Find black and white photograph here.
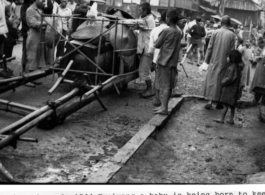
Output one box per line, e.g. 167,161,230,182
0,0,265,184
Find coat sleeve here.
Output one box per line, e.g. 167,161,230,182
26,9,41,29
154,29,165,49
221,66,237,86
123,18,150,30
204,31,215,64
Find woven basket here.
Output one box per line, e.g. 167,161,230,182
258,104,265,123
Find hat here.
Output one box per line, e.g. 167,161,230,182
177,15,186,22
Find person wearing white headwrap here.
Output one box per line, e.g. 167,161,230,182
86,1,97,26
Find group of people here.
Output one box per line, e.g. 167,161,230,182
201,16,265,124
0,0,98,86
121,3,187,115
1,0,265,122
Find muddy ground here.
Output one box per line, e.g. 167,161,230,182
0,42,264,183
110,99,265,183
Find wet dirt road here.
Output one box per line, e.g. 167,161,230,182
1,42,264,183
110,100,265,183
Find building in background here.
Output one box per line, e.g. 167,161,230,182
199,0,262,28
104,0,199,18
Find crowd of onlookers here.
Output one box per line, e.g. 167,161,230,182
1,0,265,123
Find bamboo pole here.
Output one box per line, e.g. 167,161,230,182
43,18,111,74
48,60,74,95
0,99,38,112
41,14,127,23
50,67,113,76
0,88,80,135
0,109,54,150
95,18,105,84
112,20,118,75
56,71,137,123
0,161,17,183
0,67,54,85
83,76,118,98
0,57,16,64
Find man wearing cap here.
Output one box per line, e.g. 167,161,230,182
202,15,236,109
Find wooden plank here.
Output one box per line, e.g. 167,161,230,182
86,124,156,183
86,97,185,183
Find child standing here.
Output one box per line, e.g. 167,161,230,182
239,39,253,91
153,9,182,115
214,50,242,124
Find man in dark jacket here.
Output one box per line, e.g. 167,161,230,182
188,16,206,66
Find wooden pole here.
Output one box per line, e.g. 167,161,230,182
0,88,80,135
50,67,113,76
0,109,54,150
0,161,17,183
83,76,118,98
0,99,37,112
56,71,137,123
112,20,118,75
0,57,15,64
48,60,74,95
43,17,112,74
95,18,104,85
179,44,192,78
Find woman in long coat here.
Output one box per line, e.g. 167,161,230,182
201,16,236,109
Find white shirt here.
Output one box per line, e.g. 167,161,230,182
52,1,59,14
67,1,76,13
184,20,196,38
0,0,10,35
148,23,169,63
86,2,98,18
58,6,72,31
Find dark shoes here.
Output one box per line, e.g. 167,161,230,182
216,102,224,110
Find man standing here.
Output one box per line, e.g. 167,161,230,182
148,11,168,106
0,0,10,61
187,17,206,66
26,0,47,74
153,9,182,115
20,0,32,72
123,2,155,98
202,15,236,109
67,0,76,13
